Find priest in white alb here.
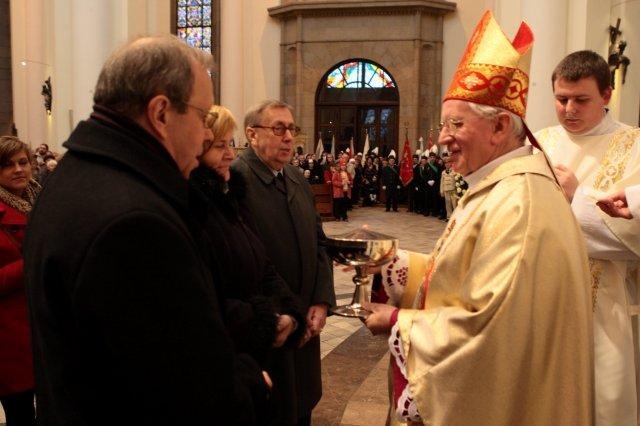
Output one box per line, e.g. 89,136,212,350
535,50,640,426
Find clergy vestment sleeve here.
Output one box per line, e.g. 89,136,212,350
572,186,638,260
627,184,640,217
380,250,431,306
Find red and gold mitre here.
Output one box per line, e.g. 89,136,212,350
444,10,533,118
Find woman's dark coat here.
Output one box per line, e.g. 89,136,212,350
189,166,305,365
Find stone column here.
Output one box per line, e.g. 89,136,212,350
11,0,49,148
412,10,422,150
520,0,569,131
220,0,245,142
0,0,14,135
70,0,115,127
295,14,303,127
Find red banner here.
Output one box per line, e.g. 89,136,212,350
400,135,413,186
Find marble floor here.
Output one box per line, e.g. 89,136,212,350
0,204,445,425
313,205,446,425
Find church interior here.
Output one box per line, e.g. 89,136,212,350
1,0,639,424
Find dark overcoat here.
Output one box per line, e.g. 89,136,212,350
381,164,400,189
24,107,266,426
189,166,306,366
231,147,335,424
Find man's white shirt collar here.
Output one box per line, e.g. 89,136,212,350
464,146,532,189
567,110,625,137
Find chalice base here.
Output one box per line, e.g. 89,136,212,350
332,304,371,319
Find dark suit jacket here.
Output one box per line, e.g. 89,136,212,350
24,106,265,425
381,165,400,189
232,147,335,423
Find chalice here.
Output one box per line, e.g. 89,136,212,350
324,227,398,318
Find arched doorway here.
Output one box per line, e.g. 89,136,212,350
315,59,399,157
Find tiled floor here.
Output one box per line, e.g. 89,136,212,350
314,205,446,425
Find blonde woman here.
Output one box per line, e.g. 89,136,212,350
189,106,305,421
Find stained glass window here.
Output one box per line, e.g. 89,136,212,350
326,61,396,89
176,0,213,52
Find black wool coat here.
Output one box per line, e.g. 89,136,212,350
381,165,400,189
231,147,335,424
189,166,306,366
24,107,267,426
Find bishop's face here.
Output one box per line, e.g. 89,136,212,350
438,100,497,176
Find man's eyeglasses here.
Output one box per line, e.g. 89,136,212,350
251,124,301,137
438,118,464,136
184,102,218,127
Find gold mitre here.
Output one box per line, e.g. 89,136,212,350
444,10,533,118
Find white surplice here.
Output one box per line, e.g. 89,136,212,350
536,113,640,426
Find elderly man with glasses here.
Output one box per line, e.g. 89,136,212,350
231,99,335,426
362,11,593,426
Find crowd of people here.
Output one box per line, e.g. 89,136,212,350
288,149,466,222
32,144,59,184
0,9,639,426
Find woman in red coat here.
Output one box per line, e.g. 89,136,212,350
0,136,40,425
331,162,352,221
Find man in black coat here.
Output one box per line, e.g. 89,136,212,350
232,99,335,425
423,152,443,217
23,35,268,425
407,154,420,212
381,156,400,212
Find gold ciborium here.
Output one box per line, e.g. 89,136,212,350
325,227,398,318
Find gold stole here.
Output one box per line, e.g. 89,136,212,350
589,127,639,309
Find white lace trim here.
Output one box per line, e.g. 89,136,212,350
389,322,407,374
381,249,410,305
389,322,421,423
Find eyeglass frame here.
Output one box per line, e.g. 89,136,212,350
437,117,464,136
251,124,301,137
183,102,217,127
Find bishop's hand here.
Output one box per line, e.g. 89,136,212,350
362,302,396,335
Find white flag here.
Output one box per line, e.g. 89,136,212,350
362,131,370,165
315,136,324,159
330,135,336,158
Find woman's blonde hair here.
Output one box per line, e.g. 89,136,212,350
206,105,237,140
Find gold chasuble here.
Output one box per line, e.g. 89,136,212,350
396,153,593,425
537,117,640,426
382,11,593,424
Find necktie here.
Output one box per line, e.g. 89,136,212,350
275,172,286,194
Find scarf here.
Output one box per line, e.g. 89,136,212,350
0,179,41,215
